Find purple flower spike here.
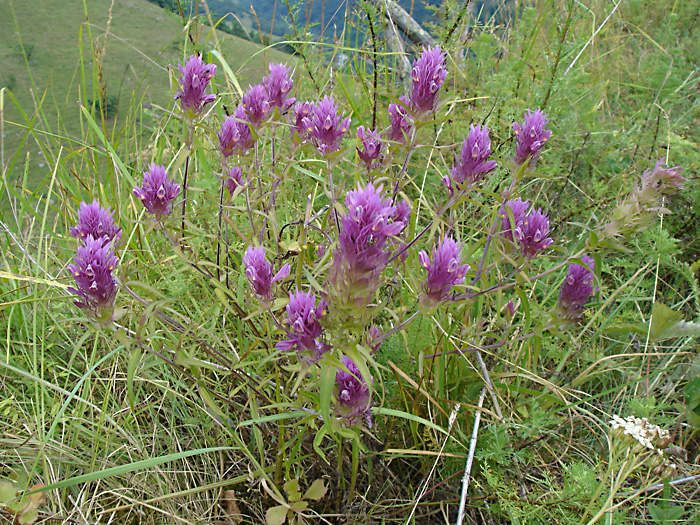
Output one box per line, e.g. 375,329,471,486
557,255,595,325
513,109,552,167
501,198,530,243
276,290,329,365
263,63,296,111
219,106,255,157
356,126,384,170
223,166,244,197
243,245,290,302
451,124,497,188
133,164,181,219
290,101,314,143
419,236,470,305
70,200,122,244
501,198,553,259
67,235,119,321
335,356,373,428
301,96,351,155
641,158,686,196
174,54,217,117
241,84,271,128
410,46,448,114
388,95,412,143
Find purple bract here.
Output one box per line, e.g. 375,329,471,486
133,164,181,219
290,101,314,143
223,166,244,197
557,255,595,324
513,109,552,167
410,46,448,114
450,124,497,188
69,200,122,244
419,236,470,305
387,95,412,143
241,84,271,128
174,54,217,117
219,105,255,157
68,235,119,321
356,125,384,170
276,290,329,365
243,245,290,302
641,157,686,196
301,96,351,155
335,356,373,428
262,63,296,111
502,198,553,259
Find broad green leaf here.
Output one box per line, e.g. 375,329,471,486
18,508,39,525
650,302,683,341
290,500,309,511
0,482,16,504
266,504,288,525
304,479,327,501
284,479,301,502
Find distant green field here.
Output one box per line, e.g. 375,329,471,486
0,0,294,187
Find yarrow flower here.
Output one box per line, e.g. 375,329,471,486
448,124,497,190
301,96,351,155
223,166,244,197
387,95,412,143
219,105,255,157
174,54,216,117
640,157,685,196
356,126,384,170
290,101,313,143
501,198,553,259
609,415,672,452
335,356,373,427
513,109,552,167
276,290,329,365
419,236,470,308
262,62,295,111
556,255,595,325
243,245,290,302
133,164,181,219
68,235,119,322
241,84,271,128
410,45,448,113
69,200,122,244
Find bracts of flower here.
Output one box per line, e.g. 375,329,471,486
244,245,290,303
301,96,351,155
501,198,553,259
334,356,373,428
70,200,122,244
223,166,244,197
444,124,497,194
556,255,595,326
174,54,216,119
241,84,271,128
277,290,330,365
328,183,410,329
356,126,385,171
68,235,119,323
387,96,412,143
513,109,552,168
133,164,181,220
262,62,296,113
219,106,256,158
409,45,448,114
419,236,470,311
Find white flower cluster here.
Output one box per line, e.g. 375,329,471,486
609,415,671,451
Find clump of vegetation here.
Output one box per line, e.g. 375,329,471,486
1,0,699,523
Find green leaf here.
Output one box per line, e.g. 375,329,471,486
266,504,288,525
284,479,301,502
18,508,39,525
0,482,16,504
319,359,334,432
290,500,309,511
303,479,327,501
684,376,700,428
650,302,684,340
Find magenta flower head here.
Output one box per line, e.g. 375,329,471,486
387,95,412,143
133,164,181,219
410,45,448,114
419,236,470,308
513,109,552,167
223,166,244,197
243,245,290,302
356,125,385,170
218,105,255,157
290,101,313,143
450,124,497,189
335,356,373,428
174,54,216,117
501,198,553,259
241,84,271,128
67,235,119,322
301,96,351,155
557,255,595,325
70,200,122,244
262,63,296,111
641,158,685,196
276,290,329,365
